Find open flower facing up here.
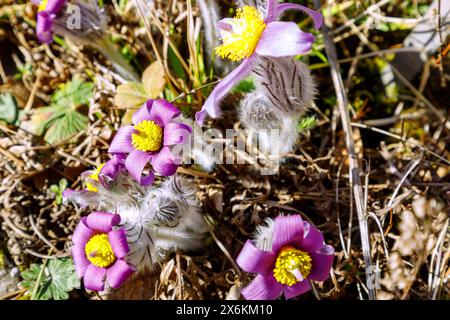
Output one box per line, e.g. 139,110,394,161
196,0,323,124
72,211,135,291
108,99,192,186
236,215,334,300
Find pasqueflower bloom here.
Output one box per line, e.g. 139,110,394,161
236,215,334,300
108,100,192,186
195,0,323,124
72,211,135,291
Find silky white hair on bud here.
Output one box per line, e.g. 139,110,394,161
118,176,207,271
253,218,275,251
252,57,317,118
180,116,220,172
239,92,299,154
64,170,146,212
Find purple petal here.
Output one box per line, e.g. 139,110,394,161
45,0,66,14
283,280,312,299
132,102,152,125
309,248,334,282
236,240,276,276
272,215,304,252
163,122,192,146
125,149,155,186
36,11,54,44
63,189,100,208
72,243,90,278
241,274,283,300
106,259,135,289
265,0,279,22
295,221,324,253
108,126,135,154
150,147,180,176
256,22,315,57
83,264,106,291
108,229,129,259
149,100,181,127
195,56,256,125
72,217,94,245
275,3,323,29
99,154,126,188
86,212,121,233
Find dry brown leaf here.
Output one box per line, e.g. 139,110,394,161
114,82,148,109
142,61,166,98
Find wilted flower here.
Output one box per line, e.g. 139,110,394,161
72,211,135,291
236,215,334,300
108,100,192,186
196,0,322,124
34,0,138,80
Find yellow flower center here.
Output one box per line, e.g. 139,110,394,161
131,120,163,152
273,246,312,286
38,0,48,12
86,163,105,193
85,234,116,268
215,6,266,62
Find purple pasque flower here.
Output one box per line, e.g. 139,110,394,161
108,99,192,186
236,215,334,300
62,154,126,208
195,0,323,125
35,0,67,44
72,211,135,291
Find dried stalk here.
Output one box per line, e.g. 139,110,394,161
314,0,375,300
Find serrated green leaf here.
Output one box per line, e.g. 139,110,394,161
20,258,80,301
0,93,18,124
44,110,88,144
52,77,94,109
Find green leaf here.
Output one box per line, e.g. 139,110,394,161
168,46,186,81
52,77,94,109
44,110,88,144
231,78,255,94
297,115,317,133
20,258,80,301
59,178,68,191
0,93,18,124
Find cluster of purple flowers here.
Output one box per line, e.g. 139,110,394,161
32,0,334,299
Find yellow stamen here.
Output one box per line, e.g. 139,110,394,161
131,120,163,152
215,6,266,62
273,246,312,286
38,0,49,12
86,163,105,193
85,234,116,268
